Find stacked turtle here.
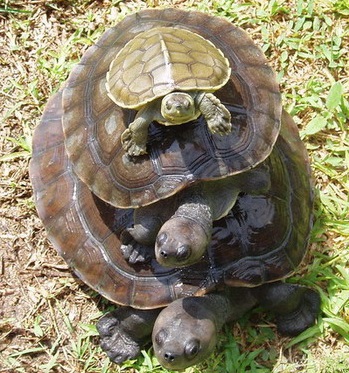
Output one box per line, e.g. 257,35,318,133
30,8,320,371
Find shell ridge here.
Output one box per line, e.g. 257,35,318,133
158,32,175,88
150,147,165,176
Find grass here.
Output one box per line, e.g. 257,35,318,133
0,0,348,372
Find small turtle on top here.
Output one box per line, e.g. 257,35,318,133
106,27,232,156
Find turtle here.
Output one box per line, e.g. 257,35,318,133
30,88,320,370
105,26,233,157
59,8,282,267
119,168,267,267
61,8,282,211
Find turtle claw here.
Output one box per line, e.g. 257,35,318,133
121,242,152,264
97,311,141,364
208,114,232,136
121,128,147,156
198,92,232,136
97,308,159,365
120,228,152,264
207,100,232,136
100,327,140,364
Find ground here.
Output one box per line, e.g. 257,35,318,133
0,1,348,372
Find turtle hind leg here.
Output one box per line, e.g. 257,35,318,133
97,307,161,364
252,282,321,336
275,289,320,336
198,92,232,136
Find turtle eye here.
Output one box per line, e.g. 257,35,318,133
184,338,200,359
154,329,167,347
166,101,172,110
156,232,167,247
176,244,190,261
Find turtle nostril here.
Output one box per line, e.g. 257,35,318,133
160,250,168,258
164,351,175,362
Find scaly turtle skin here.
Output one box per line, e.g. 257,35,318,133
106,27,232,156
61,8,282,209
30,88,319,369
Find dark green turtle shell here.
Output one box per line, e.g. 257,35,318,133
61,8,281,208
30,89,312,309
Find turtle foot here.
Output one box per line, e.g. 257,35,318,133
97,308,160,364
207,102,232,136
121,242,152,264
199,93,232,136
121,128,147,156
276,288,321,336
208,114,232,136
97,310,141,364
120,229,153,264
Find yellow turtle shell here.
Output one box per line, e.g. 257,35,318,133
106,27,231,108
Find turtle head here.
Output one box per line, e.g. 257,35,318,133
161,92,198,125
152,297,217,370
155,216,209,268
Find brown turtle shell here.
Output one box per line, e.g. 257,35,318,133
30,90,312,309
61,8,281,208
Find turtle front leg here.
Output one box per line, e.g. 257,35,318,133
120,229,154,264
198,92,232,136
97,307,161,364
252,282,321,336
121,106,154,156
121,204,164,264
